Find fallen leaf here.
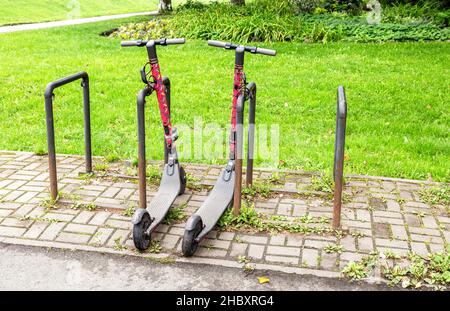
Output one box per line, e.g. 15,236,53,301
258,276,270,284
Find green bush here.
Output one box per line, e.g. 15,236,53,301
110,0,450,43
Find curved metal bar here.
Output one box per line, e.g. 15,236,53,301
137,86,154,210
333,86,347,229
44,71,91,200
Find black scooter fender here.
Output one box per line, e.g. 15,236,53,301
132,208,150,225
185,214,203,231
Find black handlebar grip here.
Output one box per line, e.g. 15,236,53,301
208,40,228,48
165,38,186,45
121,40,145,47
256,47,277,56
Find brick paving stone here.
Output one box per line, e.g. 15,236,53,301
386,200,401,212
340,252,364,262
267,245,300,257
265,255,298,265
161,234,180,249
377,247,409,257
301,248,319,268
115,189,134,200
105,219,131,230
89,227,114,246
1,217,33,228
269,234,286,246
248,244,265,260
169,226,185,236
106,229,130,247
4,180,27,190
12,204,35,217
0,202,21,210
44,213,74,222
303,239,331,249
155,224,169,233
422,216,439,229
39,222,66,240
340,236,357,252
286,235,303,247
373,222,391,238
410,234,443,244
89,211,111,226
0,225,27,237
201,239,230,250
72,211,95,224
277,203,292,216
320,253,338,271
56,232,91,244
239,235,268,245
3,191,25,202
358,237,375,253
390,225,409,240
410,242,429,256
229,242,248,257
23,221,49,239
100,187,121,198
64,223,97,235
408,227,441,237
429,243,446,253
0,209,13,217
217,232,235,241
375,238,409,249
196,247,227,258
356,210,371,222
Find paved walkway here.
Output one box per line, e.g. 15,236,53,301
0,11,158,34
0,151,448,283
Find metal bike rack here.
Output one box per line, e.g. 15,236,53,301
137,77,171,209
233,82,257,216
44,72,92,200
333,86,347,229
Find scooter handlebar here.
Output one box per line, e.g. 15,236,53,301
165,38,186,45
121,40,146,47
208,40,276,56
121,38,186,47
208,40,228,48
255,47,277,56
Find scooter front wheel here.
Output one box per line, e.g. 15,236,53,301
182,216,203,257
133,212,152,251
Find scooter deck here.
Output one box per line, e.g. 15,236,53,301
195,168,235,240
147,163,181,232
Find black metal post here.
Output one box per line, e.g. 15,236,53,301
333,86,347,229
44,72,92,201
233,94,245,216
246,82,256,187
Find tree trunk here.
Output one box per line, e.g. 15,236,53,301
230,0,245,5
159,0,173,13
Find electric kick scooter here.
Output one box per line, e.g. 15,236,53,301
182,40,276,256
121,38,187,250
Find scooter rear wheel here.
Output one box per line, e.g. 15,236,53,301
133,212,152,251
179,166,187,195
182,217,202,257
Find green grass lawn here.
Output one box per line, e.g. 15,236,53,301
0,17,448,181
0,0,159,26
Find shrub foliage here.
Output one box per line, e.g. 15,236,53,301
111,0,450,43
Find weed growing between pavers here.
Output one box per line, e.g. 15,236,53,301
163,203,188,225
342,249,450,290
217,201,345,237
419,184,450,208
